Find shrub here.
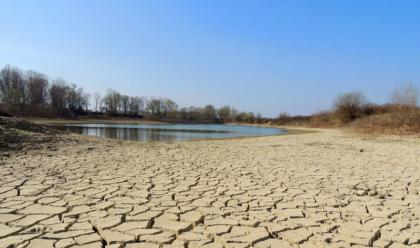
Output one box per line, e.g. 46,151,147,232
309,111,338,127
360,103,394,116
351,108,420,134
0,105,12,117
333,91,367,123
274,113,311,125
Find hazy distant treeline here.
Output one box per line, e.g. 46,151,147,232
0,65,264,123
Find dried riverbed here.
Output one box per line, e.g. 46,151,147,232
1,128,420,247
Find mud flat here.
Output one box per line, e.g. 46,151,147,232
1,128,420,247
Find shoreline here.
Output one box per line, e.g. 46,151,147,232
23,117,310,144
31,118,317,144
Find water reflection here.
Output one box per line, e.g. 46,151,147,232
53,124,286,142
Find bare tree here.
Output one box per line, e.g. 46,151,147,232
49,79,68,115
66,84,85,114
236,112,256,123
81,92,91,112
147,98,164,118
128,96,145,116
138,96,145,112
218,105,232,122
203,104,217,121
120,95,130,115
0,65,14,104
93,92,101,112
0,65,26,106
390,83,419,107
177,107,189,120
27,70,48,106
99,98,105,112
256,113,262,123
162,98,177,119
103,89,121,115
231,108,238,121
188,106,203,121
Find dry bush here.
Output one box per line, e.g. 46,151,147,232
334,91,367,123
360,103,394,116
282,86,420,134
25,105,56,118
309,111,339,127
0,104,12,117
273,113,310,126
0,103,57,118
351,109,420,134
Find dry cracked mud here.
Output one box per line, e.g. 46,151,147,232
1,129,420,247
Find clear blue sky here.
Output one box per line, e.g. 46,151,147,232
1,0,419,117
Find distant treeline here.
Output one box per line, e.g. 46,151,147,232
0,65,265,123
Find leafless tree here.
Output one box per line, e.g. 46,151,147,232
390,83,419,107
177,107,190,120
27,70,48,106
103,89,121,115
49,79,68,114
81,92,91,112
236,112,256,123
256,113,263,123
147,98,163,117
66,84,86,113
188,106,204,121
231,108,239,121
0,65,26,106
120,95,130,115
128,96,145,115
162,98,177,119
218,105,232,122
93,92,101,112
138,96,145,112
0,65,14,104
203,104,217,121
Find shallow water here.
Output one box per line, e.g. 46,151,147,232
53,123,286,142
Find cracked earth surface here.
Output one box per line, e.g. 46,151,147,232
1,129,420,248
